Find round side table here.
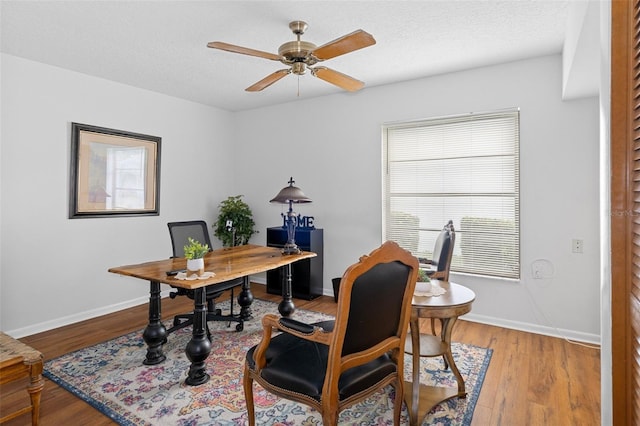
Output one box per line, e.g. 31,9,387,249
404,280,476,426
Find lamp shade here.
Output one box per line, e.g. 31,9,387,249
270,177,312,204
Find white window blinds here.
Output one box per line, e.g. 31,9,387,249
383,110,520,279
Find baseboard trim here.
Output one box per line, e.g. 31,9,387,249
461,312,601,345
7,290,174,339
317,286,600,345
8,283,601,346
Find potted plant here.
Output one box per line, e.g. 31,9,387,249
213,195,258,247
416,268,432,293
184,237,209,277
417,268,431,283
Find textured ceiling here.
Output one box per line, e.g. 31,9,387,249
1,1,575,112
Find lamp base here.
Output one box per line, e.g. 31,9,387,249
281,242,302,255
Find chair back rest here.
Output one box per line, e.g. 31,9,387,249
167,221,213,258
432,220,455,275
331,241,419,359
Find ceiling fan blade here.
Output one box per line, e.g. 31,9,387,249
207,41,282,61
245,69,291,92
311,30,376,60
311,67,365,92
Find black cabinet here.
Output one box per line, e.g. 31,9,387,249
266,227,323,300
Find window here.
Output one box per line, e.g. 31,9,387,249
383,110,520,279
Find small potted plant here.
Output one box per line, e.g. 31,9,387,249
416,268,432,293
184,237,209,277
214,195,258,247
417,268,431,283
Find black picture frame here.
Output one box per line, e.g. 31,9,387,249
69,122,161,218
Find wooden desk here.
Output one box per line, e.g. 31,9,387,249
0,332,44,425
109,244,316,386
404,281,475,426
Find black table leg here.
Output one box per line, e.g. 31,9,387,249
238,276,254,320
142,281,166,365
185,287,211,386
278,264,295,317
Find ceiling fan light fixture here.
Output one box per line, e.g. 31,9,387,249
208,20,375,92
291,62,306,75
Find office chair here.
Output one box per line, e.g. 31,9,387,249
166,220,244,335
243,241,418,425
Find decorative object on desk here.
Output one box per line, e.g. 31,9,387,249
174,271,215,280
270,176,312,254
213,195,258,247
183,237,208,277
43,299,491,426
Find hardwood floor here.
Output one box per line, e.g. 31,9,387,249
0,284,601,425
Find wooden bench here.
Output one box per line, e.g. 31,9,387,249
0,332,44,425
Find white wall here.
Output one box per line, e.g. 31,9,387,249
0,54,236,335
234,54,600,342
1,53,601,343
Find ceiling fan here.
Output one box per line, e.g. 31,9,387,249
207,21,376,92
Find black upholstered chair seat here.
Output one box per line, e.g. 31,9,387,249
246,320,397,402
171,277,243,301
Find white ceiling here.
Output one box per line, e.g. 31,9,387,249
1,1,580,112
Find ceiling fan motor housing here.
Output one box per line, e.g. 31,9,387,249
278,40,317,59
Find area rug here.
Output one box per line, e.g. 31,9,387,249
44,299,492,425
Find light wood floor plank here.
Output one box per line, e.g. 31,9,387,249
0,284,600,425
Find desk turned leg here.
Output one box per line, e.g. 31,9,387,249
278,264,295,317
142,281,166,365
238,276,254,320
185,287,212,386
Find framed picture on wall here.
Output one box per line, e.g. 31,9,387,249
69,122,161,218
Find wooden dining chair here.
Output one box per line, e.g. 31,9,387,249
419,220,455,281
243,240,419,425
418,220,456,347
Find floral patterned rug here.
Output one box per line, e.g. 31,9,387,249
44,299,492,425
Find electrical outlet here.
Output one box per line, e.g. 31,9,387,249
572,239,583,254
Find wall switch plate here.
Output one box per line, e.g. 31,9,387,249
572,239,584,253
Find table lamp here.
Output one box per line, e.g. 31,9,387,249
270,177,312,254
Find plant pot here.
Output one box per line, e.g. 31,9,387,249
186,258,205,277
